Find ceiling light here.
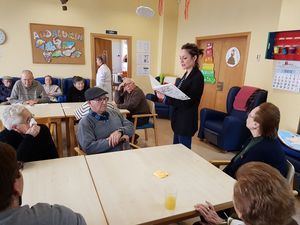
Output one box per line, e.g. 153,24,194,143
136,6,155,17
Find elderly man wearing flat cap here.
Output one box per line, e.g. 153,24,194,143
76,87,134,154
0,76,13,104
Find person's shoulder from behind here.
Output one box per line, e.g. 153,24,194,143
4,203,86,225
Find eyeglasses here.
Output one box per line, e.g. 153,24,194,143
92,96,109,102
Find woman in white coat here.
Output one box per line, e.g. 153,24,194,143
96,55,112,100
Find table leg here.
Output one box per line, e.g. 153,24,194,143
65,118,71,151
52,118,63,158
68,117,76,156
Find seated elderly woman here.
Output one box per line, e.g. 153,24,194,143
222,102,287,178
0,142,86,225
0,105,58,162
42,75,62,102
194,162,296,225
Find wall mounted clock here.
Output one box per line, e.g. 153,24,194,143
0,29,7,45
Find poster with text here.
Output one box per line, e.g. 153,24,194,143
30,23,85,64
136,40,150,76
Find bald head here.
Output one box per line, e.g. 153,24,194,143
21,70,34,88
123,78,136,93
123,78,135,85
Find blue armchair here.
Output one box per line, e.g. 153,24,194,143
198,86,268,151
60,77,90,102
35,77,62,87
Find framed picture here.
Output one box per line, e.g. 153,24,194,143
30,23,85,64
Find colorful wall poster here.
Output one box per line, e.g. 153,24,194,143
201,43,216,84
30,23,85,64
226,47,240,67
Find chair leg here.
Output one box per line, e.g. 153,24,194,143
144,129,148,141
131,117,138,144
153,117,158,146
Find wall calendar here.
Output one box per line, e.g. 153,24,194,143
273,60,300,93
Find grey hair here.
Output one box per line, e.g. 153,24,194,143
1,105,27,130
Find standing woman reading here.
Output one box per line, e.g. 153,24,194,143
96,55,112,100
159,43,204,149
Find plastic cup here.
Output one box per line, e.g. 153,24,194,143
164,187,177,210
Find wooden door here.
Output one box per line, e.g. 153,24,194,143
94,38,113,74
197,33,250,112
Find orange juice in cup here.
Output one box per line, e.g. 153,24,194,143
165,194,176,210
164,187,177,210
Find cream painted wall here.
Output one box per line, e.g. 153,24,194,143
158,0,178,76
175,0,299,131
0,0,160,93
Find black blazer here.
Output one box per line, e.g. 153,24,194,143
167,66,204,136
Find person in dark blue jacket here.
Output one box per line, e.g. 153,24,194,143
223,102,288,178
0,76,13,103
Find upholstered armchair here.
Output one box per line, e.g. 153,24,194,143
59,77,90,102
145,93,172,119
198,86,268,151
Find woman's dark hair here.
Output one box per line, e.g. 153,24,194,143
72,76,84,84
181,43,204,67
254,102,280,138
0,142,20,211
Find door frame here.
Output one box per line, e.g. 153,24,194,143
195,32,251,87
90,33,132,86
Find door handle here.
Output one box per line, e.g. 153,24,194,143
216,81,224,91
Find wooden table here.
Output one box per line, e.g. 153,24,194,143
0,103,65,157
86,144,235,225
22,156,108,225
61,102,130,156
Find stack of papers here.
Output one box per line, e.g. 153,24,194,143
149,75,190,100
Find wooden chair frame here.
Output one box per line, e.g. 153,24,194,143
131,100,158,146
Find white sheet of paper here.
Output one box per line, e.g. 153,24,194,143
148,75,190,100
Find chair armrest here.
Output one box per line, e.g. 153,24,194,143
74,146,86,156
201,108,227,121
198,108,228,139
130,143,140,149
57,95,66,103
146,93,158,102
209,160,231,168
132,113,158,118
